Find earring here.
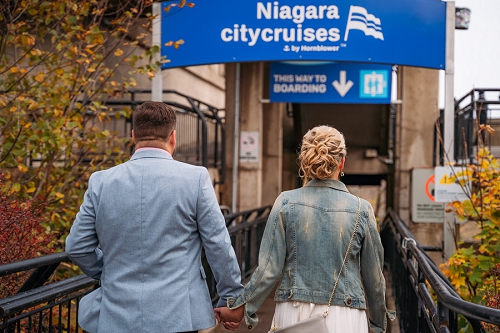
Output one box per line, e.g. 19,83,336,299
340,170,345,177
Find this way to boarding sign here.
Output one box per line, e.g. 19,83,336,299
161,0,446,69
270,62,392,104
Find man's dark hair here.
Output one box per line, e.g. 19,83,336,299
133,102,176,142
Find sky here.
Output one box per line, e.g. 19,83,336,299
438,0,500,108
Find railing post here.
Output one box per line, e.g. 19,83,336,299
438,300,450,331
187,97,208,167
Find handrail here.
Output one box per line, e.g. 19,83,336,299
224,205,272,227
0,253,69,278
409,242,500,325
435,88,500,165
382,208,500,332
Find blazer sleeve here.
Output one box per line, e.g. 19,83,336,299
65,173,103,280
195,168,244,307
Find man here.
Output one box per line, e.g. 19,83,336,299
66,101,244,333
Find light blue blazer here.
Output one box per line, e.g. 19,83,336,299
65,149,243,333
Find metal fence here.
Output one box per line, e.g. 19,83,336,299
0,207,270,333
381,209,500,333
435,88,500,165
27,89,227,184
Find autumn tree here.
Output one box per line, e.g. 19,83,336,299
439,143,500,330
0,0,165,248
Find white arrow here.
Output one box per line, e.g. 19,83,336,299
332,70,354,97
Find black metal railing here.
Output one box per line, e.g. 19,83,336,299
381,208,500,332
0,206,270,333
26,89,226,184
435,88,500,165
203,206,271,303
105,89,226,184
0,253,98,333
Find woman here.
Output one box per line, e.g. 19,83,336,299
216,125,395,333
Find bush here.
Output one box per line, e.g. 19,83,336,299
0,174,54,297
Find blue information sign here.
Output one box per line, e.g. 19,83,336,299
269,62,392,104
161,0,446,69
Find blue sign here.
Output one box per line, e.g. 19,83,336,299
161,0,446,69
269,62,392,104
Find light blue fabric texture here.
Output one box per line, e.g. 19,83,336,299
66,149,243,333
228,179,394,333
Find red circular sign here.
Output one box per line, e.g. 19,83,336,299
425,175,436,202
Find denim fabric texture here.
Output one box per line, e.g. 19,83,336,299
228,179,394,333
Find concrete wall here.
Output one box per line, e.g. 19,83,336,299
395,66,443,260
223,63,285,212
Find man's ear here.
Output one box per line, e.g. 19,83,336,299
132,129,136,143
170,129,176,149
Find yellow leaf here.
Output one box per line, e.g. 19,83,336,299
11,183,21,193
26,187,36,193
114,48,123,56
179,0,186,7
55,192,64,199
28,101,38,110
10,66,19,73
34,72,45,82
17,164,28,172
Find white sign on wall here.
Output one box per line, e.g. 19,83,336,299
434,166,469,203
240,131,259,163
411,168,444,223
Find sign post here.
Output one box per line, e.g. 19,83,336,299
239,131,260,163
443,1,456,260
152,2,162,101
411,169,444,223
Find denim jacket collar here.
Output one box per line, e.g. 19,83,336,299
305,179,350,193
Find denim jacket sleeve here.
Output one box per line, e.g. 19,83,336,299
227,194,286,329
360,201,395,333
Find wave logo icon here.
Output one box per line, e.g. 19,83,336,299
344,6,384,42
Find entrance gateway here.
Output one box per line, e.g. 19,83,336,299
156,0,456,253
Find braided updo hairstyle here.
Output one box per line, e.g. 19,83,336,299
298,125,347,186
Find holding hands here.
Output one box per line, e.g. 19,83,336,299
214,306,244,331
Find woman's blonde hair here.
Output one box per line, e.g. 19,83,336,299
298,125,346,185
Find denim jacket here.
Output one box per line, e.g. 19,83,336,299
228,179,395,333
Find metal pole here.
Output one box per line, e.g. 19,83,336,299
232,63,241,213
443,1,456,260
152,2,162,102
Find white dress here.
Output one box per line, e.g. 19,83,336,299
271,301,369,333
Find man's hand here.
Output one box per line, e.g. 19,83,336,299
214,306,244,330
